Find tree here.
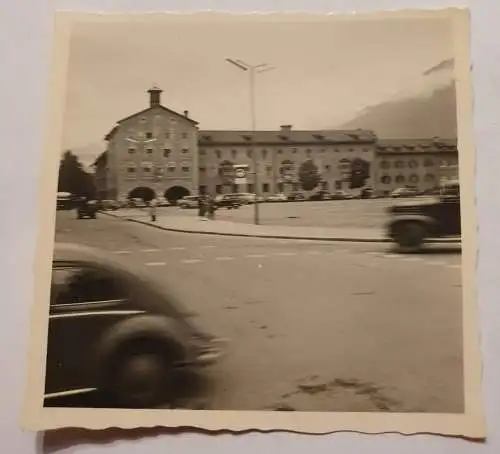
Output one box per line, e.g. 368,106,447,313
58,150,96,198
298,159,321,191
349,158,371,189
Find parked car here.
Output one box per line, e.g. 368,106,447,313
287,192,307,202
232,193,256,204
177,196,201,209
45,243,225,408
56,192,76,210
127,198,147,208
77,200,99,219
329,190,353,200
308,191,331,201
386,181,461,251
99,200,121,211
156,196,170,207
266,193,287,203
214,194,244,209
391,187,419,198
360,187,375,199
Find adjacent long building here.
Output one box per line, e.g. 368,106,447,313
93,86,459,202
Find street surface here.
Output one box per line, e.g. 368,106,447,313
151,197,431,230
53,210,464,413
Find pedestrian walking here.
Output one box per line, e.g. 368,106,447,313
198,195,207,219
149,198,158,222
207,195,216,220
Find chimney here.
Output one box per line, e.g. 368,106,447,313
280,125,292,132
184,110,189,118
147,85,163,107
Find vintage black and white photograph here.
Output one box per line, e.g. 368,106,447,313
23,10,483,435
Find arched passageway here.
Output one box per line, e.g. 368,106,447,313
164,186,190,204
128,186,156,202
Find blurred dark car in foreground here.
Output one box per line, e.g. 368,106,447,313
45,243,225,408
387,181,461,251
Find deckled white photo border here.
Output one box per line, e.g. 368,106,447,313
21,8,485,438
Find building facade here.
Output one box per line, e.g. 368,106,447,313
95,86,199,202
373,138,458,195
197,126,378,197
93,87,459,201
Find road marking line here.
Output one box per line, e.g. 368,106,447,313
427,261,446,266
181,259,202,264
382,254,399,259
246,254,266,258
273,252,296,256
367,252,380,255
170,246,186,251
402,257,423,262
306,250,321,255
215,256,235,261
114,250,131,255
201,245,216,249
449,264,461,269
141,248,161,253
145,262,166,267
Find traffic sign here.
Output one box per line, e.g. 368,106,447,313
233,164,249,185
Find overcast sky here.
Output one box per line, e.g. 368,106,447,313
61,13,454,163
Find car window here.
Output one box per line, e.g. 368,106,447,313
51,266,127,306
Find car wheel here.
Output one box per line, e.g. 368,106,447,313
105,342,177,408
394,222,426,252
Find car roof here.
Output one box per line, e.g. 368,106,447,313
52,242,196,321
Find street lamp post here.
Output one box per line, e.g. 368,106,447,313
225,58,275,225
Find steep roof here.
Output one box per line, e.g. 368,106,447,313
104,105,198,141
92,151,107,167
198,129,377,146
377,138,457,154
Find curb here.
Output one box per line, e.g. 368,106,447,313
101,211,461,245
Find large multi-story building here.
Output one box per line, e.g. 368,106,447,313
93,87,459,201
374,138,459,195
95,86,199,202
197,126,377,196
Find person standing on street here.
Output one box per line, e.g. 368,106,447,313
207,195,216,220
198,195,207,220
149,197,158,222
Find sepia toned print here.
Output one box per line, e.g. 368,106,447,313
22,9,484,437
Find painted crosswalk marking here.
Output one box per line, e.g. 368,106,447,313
181,258,202,264
141,248,161,253
145,262,166,267
114,250,131,255
170,247,186,251
215,256,235,261
246,254,266,258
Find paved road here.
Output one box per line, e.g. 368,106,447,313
54,210,463,413
152,197,428,230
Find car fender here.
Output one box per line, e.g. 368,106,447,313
387,215,437,235
92,314,192,382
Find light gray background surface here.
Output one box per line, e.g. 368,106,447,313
1,0,497,452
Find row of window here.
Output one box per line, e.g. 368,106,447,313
199,147,371,159
379,159,453,169
126,166,191,174
128,148,189,156
201,181,339,195
140,131,190,139
380,174,436,184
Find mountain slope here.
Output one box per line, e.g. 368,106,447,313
341,59,456,139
